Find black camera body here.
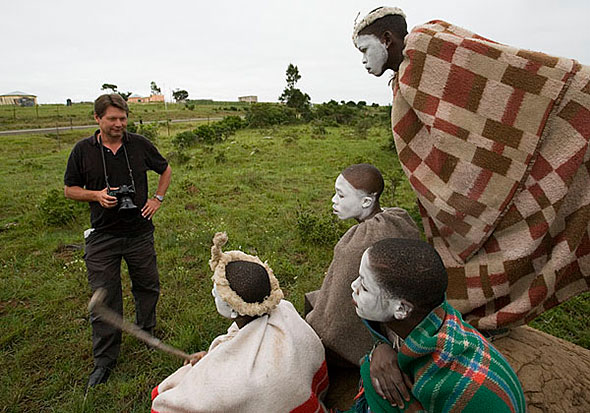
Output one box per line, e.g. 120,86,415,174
108,185,137,211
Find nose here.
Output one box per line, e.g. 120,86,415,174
211,288,215,298
351,278,359,293
362,55,368,64
331,194,338,204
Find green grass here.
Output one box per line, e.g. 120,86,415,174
0,119,588,412
0,101,248,131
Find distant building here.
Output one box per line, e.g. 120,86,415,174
128,94,165,104
0,91,37,106
238,95,258,103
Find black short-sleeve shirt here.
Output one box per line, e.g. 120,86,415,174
64,130,168,235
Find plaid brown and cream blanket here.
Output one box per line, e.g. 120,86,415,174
391,20,590,329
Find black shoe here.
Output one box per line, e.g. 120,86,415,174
87,365,112,389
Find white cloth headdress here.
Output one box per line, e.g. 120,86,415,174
352,6,406,40
209,232,283,317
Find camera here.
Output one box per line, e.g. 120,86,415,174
108,185,137,211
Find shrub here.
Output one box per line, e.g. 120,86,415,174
354,117,372,139
296,204,347,245
127,122,138,133
172,130,197,149
173,116,246,149
312,100,357,125
137,122,160,142
245,103,298,128
310,120,327,139
39,189,85,226
194,124,219,144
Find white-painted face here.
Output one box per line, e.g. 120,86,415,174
331,174,372,221
351,250,402,322
355,34,389,77
212,284,233,319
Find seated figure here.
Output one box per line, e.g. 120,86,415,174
151,232,328,413
349,238,526,412
305,163,420,368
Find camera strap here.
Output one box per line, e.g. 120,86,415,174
99,135,136,191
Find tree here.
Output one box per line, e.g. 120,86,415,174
150,81,161,95
101,83,118,93
278,63,311,118
100,83,131,101
173,89,189,102
118,91,132,101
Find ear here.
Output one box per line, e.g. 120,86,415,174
94,113,100,123
382,30,394,48
361,195,374,209
392,298,414,320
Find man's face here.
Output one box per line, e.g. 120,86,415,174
351,250,398,322
212,284,233,319
331,174,367,220
95,106,128,140
355,34,389,77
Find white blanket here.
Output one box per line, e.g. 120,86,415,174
152,300,328,413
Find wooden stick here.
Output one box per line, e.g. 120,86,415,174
88,288,191,361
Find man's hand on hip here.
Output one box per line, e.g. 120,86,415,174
142,198,161,220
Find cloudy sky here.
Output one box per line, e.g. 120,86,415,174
2,1,589,105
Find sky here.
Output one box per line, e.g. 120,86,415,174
2,1,589,105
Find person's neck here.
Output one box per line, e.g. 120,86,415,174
382,310,429,340
99,132,123,152
356,203,382,223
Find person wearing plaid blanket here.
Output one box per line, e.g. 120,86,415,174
347,238,525,412
352,6,590,331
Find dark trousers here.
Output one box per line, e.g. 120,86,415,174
84,230,160,367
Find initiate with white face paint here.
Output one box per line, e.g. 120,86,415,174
212,284,235,319
351,249,402,322
332,174,375,222
354,34,389,77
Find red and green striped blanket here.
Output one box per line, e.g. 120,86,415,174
350,300,525,412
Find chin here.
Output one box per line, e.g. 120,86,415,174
371,69,386,77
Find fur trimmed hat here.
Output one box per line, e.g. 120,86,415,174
209,232,283,317
352,6,406,40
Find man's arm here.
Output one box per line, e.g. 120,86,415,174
64,185,118,209
141,165,172,220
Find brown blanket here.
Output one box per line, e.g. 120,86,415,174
391,20,590,329
305,208,420,366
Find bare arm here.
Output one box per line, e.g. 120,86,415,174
64,185,118,209
154,165,172,198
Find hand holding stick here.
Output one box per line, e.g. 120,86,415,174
88,288,191,361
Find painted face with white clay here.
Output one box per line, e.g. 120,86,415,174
331,174,371,221
351,249,400,322
212,284,234,319
355,34,389,77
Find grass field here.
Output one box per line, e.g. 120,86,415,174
0,114,588,412
0,101,248,131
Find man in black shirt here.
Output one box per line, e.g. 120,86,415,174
64,94,172,388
